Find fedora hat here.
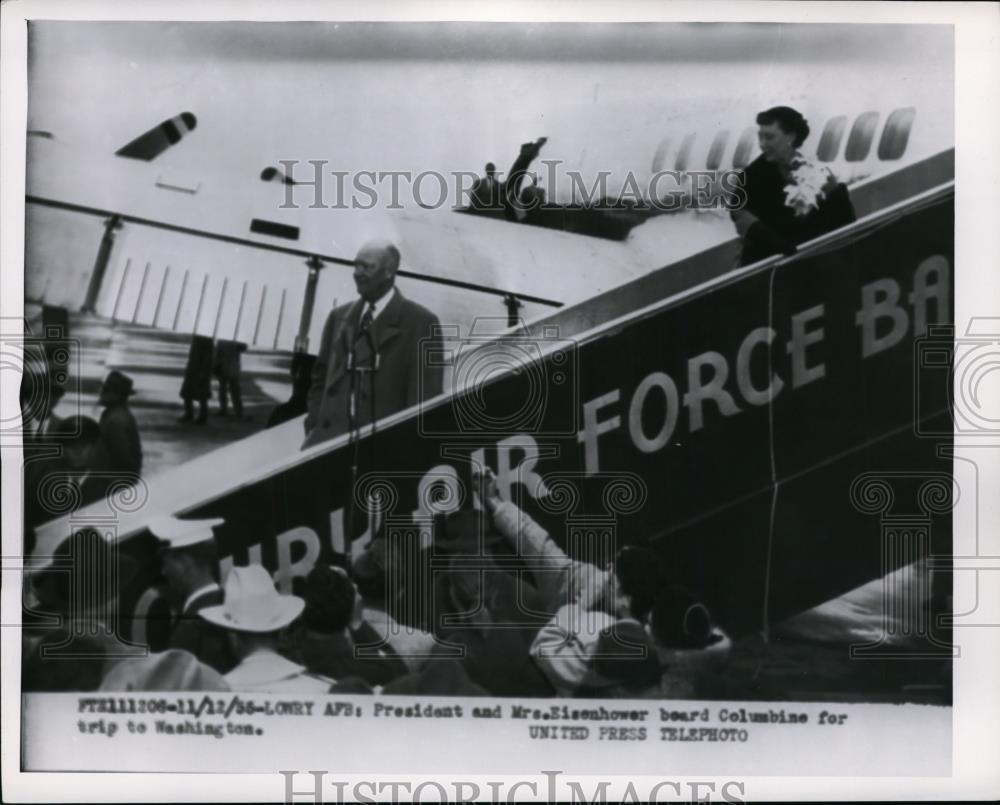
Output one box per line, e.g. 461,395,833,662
100,370,136,398
200,565,304,633
32,528,138,612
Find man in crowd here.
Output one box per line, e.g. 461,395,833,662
290,563,408,689
199,565,334,692
97,370,142,478
152,515,237,673
302,239,443,448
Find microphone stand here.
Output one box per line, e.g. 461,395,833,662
344,325,380,545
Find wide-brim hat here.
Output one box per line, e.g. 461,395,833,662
200,564,304,633
100,369,136,398
151,515,224,551
32,528,138,612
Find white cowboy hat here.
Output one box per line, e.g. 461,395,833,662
199,565,304,633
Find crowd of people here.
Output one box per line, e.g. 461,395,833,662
23,467,732,698
21,104,855,698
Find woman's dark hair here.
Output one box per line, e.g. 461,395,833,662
756,106,810,147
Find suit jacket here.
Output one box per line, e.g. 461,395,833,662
224,649,334,693
170,585,238,674
302,289,443,448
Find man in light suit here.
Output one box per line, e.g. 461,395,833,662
302,239,444,448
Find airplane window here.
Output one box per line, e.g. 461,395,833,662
732,126,756,168
816,116,847,162
116,112,197,161
674,133,696,171
706,130,730,170
651,138,672,173
878,107,917,160
845,111,880,162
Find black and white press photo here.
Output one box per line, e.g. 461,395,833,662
2,3,999,801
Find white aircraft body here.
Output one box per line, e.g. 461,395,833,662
24,23,953,352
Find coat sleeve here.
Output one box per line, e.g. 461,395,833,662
100,409,142,477
492,500,605,612
407,311,444,408
820,182,856,230
305,310,336,435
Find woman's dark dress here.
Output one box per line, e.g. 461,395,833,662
735,154,856,266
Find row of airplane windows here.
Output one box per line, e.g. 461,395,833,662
652,107,917,173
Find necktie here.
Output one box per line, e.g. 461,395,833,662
358,303,376,337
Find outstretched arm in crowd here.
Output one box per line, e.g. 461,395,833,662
474,466,609,613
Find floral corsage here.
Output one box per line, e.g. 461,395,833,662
784,153,838,217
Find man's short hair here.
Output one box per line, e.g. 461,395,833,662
302,564,356,633
756,105,810,147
